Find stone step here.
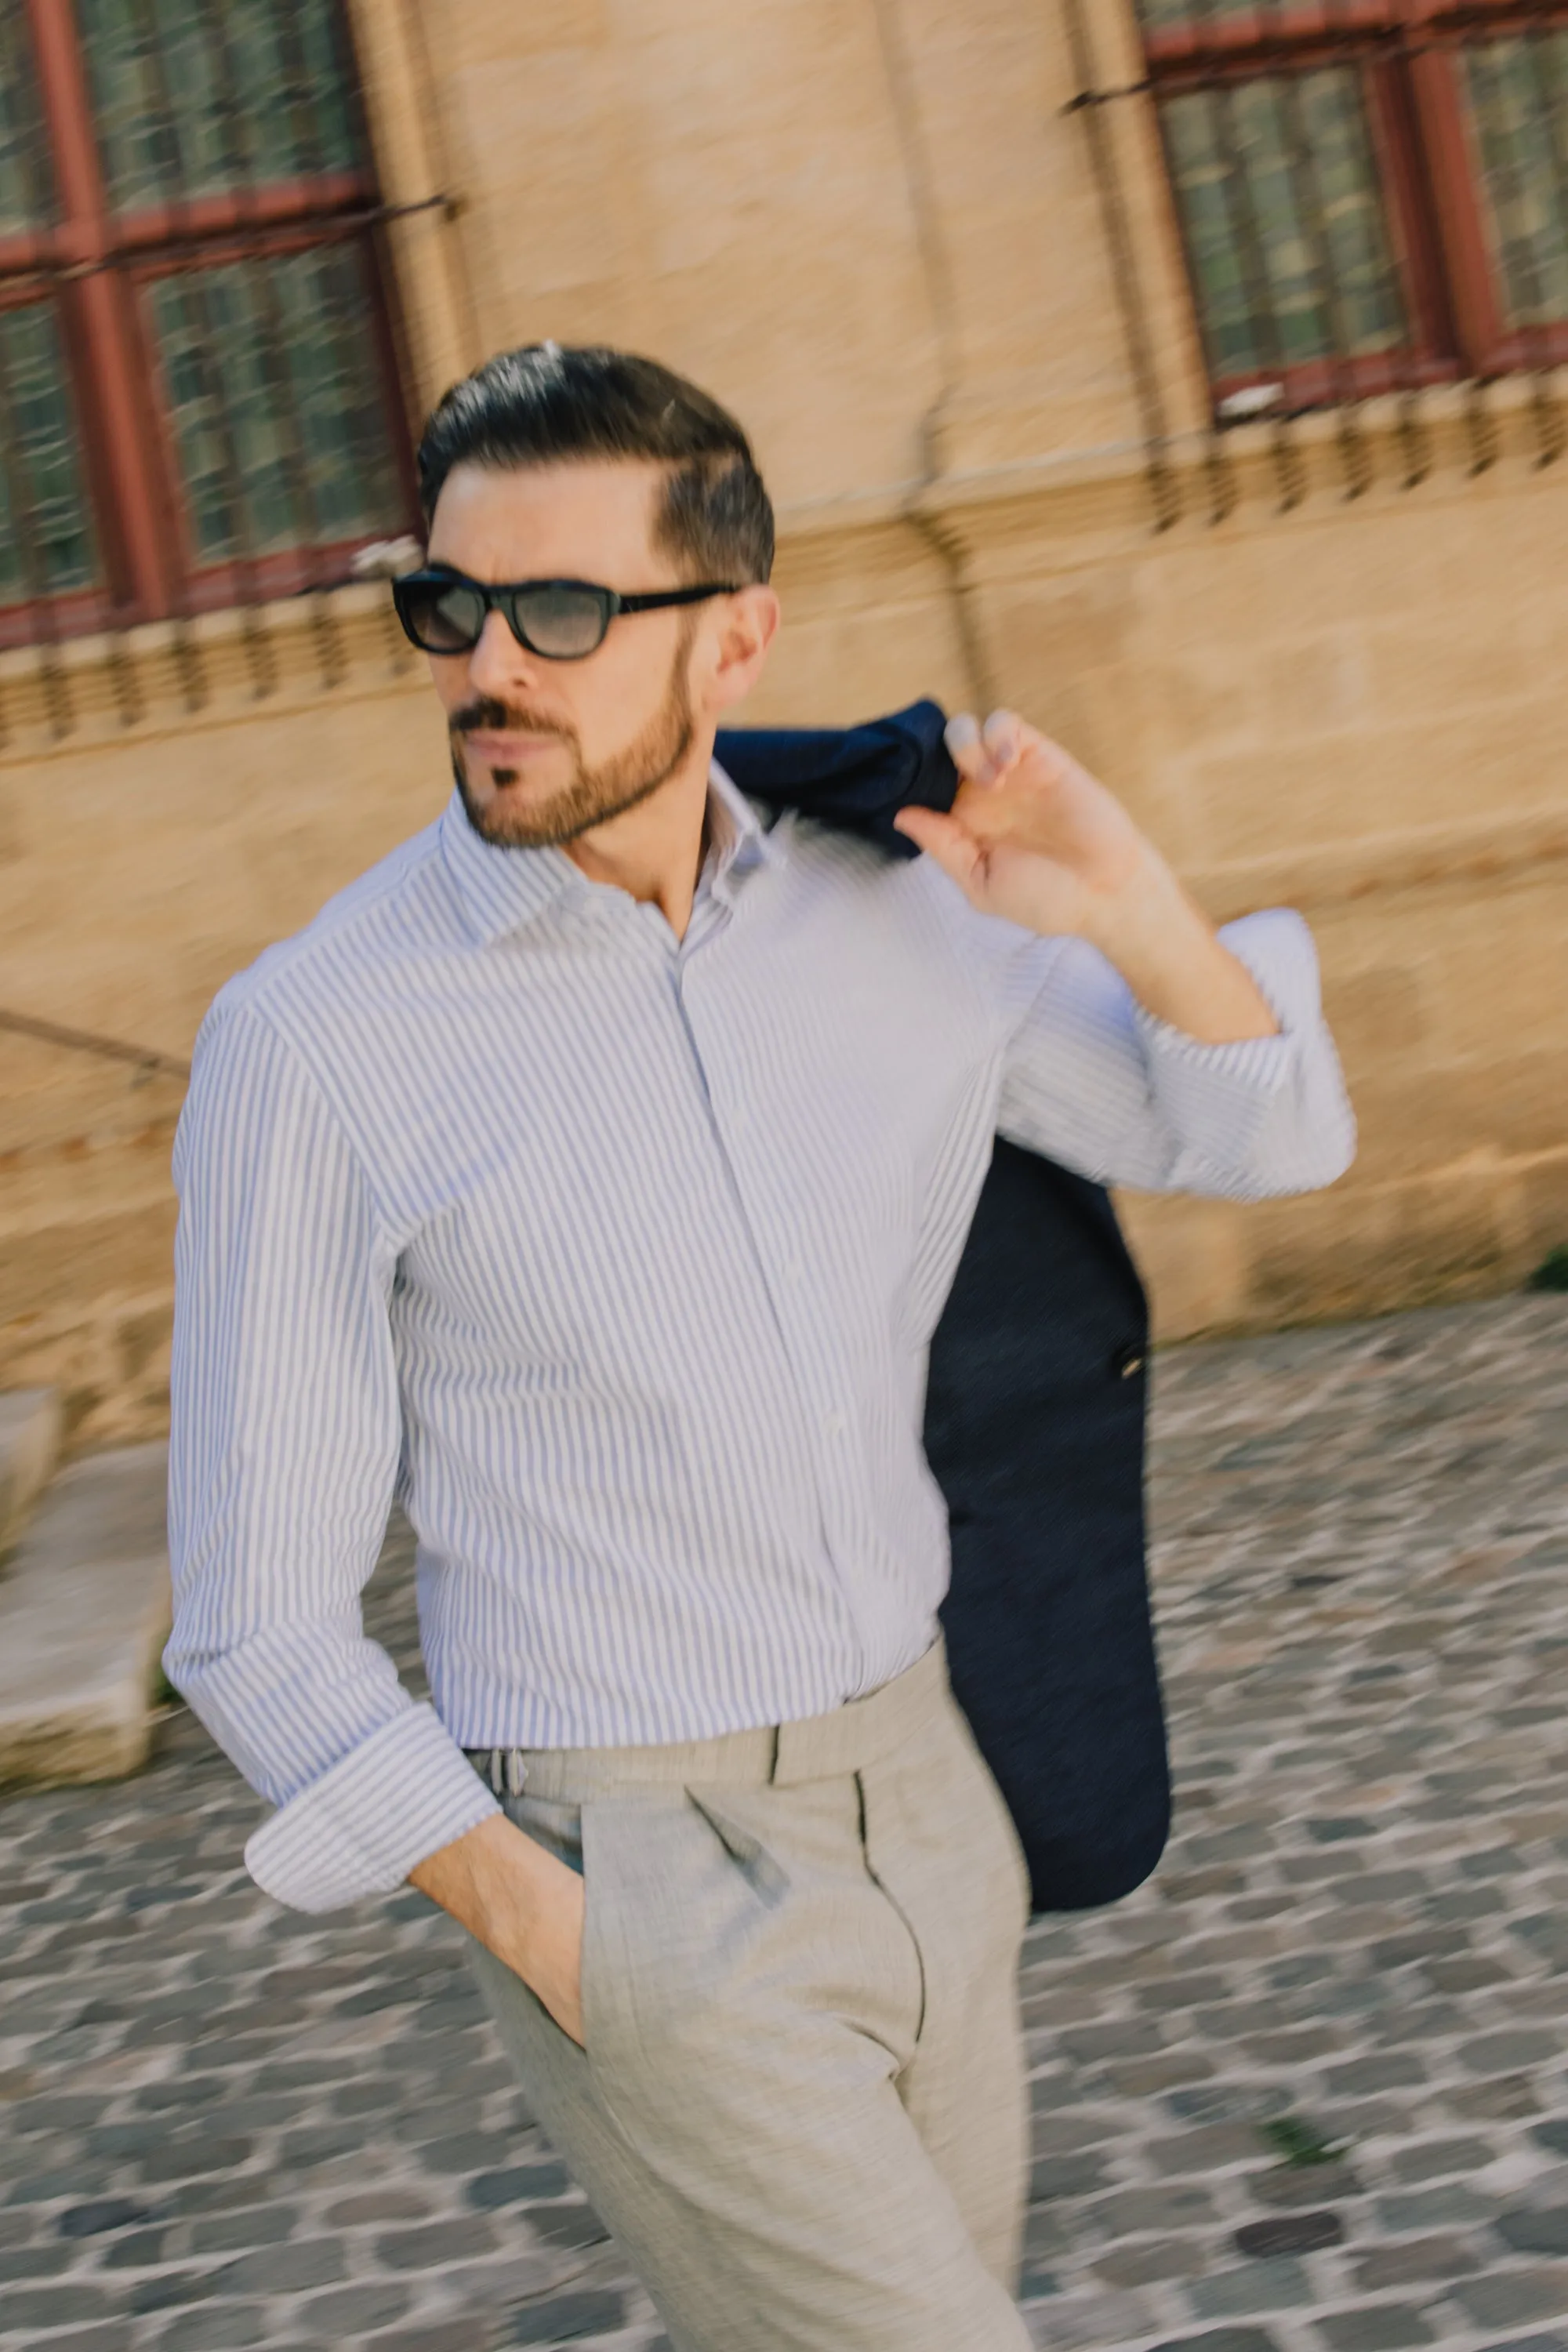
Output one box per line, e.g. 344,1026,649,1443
0,1442,171,1789
0,1387,63,1562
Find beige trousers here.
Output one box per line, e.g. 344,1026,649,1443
466,1639,1036,2352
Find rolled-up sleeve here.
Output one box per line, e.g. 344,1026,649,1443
165,994,499,1913
996,908,1356,1198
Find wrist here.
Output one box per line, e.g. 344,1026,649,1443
1073,856,1280,1042
412,1810,546,1969
472,1816,554,1959
1073,842,1192,968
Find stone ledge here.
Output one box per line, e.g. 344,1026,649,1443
0,582,420,764
0,1386,61,1561
0,1441,170,1789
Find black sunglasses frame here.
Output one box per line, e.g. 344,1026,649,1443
391,569,739,659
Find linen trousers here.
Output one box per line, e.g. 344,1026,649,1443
465,1637,1036,2352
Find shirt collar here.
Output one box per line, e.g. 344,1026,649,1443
706,757,783,890
438,790,579,945
440,758,782,946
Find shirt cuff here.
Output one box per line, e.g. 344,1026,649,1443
244,1702,501,1913
1131,906,1319,1143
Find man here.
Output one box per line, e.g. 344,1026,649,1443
167,343,1354,2352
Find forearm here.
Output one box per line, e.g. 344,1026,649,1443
999,909,1355,1199
1078,848,1278,1046
410,1812,586,2039
409,1811,552,1962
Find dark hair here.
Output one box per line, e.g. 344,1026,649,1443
416,343,775,586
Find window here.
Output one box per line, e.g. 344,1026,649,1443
0,0,417,644
1136,0,1568,419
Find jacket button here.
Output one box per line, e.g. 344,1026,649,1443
1111,1343,1146,1380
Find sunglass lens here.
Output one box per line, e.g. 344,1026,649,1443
403,579,486,652
512,585,608,659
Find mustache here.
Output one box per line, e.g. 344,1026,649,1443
449,699,567,737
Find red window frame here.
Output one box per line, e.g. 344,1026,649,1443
1,0,419,648
1141,0,1568,416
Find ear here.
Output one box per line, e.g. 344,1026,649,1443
699,585,780,716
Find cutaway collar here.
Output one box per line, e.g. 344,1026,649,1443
439,759,781,945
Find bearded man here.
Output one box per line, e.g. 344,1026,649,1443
167,342,1354,2352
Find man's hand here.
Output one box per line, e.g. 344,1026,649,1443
894,710,1279,1046
409,1813,586,2045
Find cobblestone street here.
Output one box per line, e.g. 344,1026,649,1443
3,1290,1566,2352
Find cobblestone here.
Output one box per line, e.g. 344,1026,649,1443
2,1292,1566,2350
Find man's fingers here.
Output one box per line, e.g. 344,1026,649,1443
944,713,985,779
892,805,985,894
944,712,1002,789
982,708,1023,768
946,708,1029,792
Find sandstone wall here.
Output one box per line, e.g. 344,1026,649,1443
1,0,1563,1443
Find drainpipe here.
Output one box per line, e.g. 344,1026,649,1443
876,0,1179,592
868,0,1000,715
1058,0,1181,529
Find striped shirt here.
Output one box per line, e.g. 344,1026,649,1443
166,767,1354,1913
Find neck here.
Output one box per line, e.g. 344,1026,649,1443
564,731,717,940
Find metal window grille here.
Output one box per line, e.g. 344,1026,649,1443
1130,0,1568,430
0,0,419,673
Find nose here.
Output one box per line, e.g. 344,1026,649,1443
466,606,539,703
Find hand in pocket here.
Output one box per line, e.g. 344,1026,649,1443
409,1813,588,2045
521,1850,587,2045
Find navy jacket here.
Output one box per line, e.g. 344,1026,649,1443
716,702,1170,1912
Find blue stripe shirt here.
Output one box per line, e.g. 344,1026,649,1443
166,769,1354,1911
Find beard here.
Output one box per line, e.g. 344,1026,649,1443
449,627,696,851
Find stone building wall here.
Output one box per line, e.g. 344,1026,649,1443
2,0,1564,1444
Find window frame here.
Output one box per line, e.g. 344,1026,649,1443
1413,15,1568,375
1139,0,1568,417
1,0,419,647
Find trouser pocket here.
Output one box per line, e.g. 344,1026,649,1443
503,1788,585,1875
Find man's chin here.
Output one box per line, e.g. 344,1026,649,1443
458,754,574,849
463,792,568,851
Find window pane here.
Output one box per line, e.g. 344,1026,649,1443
1464,31,1568,328
0,307,99,601
148,244,405,563
1163,70,1408,382
79,0,364,212
0,14,57,231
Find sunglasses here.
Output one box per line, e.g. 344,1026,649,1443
391,568,738,660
